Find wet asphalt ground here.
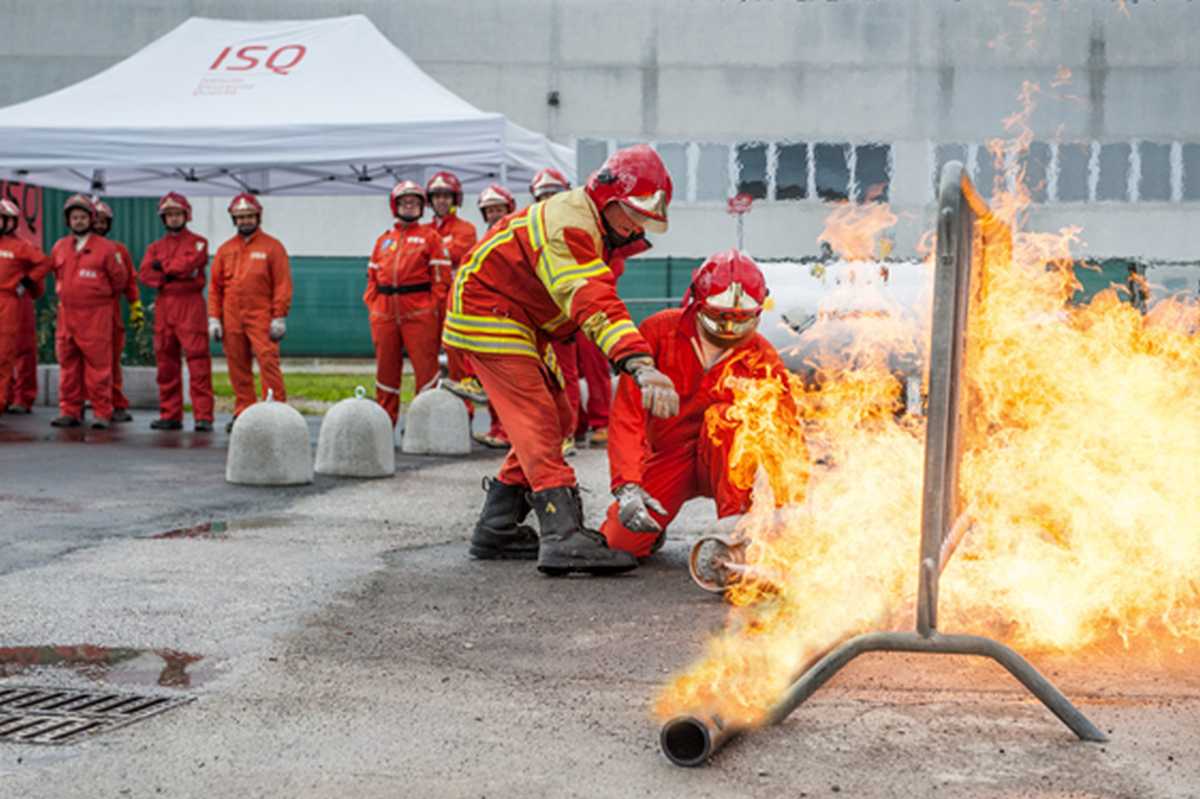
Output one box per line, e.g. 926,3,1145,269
0,409,1197,797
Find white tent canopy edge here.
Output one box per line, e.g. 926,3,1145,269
0,15,574,197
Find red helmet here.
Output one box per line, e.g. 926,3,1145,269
390,180,426,217
0,198,19,219
477,183,516,216
158,192,193,222
686,249,769,344
228,192,263,216
425,171,463,206
584,144,672,234
92,199,113,220
63,193,96,220
530,168,571,200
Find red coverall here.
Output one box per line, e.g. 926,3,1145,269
443,187,652,491
601,307,786,557
140,228,213,422
50,234,127,421
12,293,38,406
572,253,625,437
209,230,292,416
365,220,448,424
108,240,138,413
0,235,51,413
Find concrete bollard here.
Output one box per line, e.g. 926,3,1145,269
225,392,313,485
401,387,471,456
315,387,395,478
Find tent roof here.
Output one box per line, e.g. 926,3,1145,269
0,15,574,196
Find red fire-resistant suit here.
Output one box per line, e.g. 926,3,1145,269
107,240,138,412
600,307,786,557
140,228,213,422
0,234,51,413
50,234,127,420
209,230,292,416
443,187,653,491
12,292,39,407
366,220,449,424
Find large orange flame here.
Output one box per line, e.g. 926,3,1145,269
656,83,1200,727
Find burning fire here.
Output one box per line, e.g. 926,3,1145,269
656,84,1200,727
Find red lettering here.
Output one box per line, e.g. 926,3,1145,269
266,44,306,75
209,46,231,70
228,45,267,71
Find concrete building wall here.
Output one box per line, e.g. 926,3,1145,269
3,0,1198,260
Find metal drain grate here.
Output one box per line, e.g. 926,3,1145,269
0,685,193,745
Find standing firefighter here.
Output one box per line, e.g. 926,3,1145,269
424,172,480,397
365,180,449,425
445,145,680,575
49,194,128,429
91,200,144,423
600,250,791,558
0,199,51,416
139,193,214,432
208,193,292,431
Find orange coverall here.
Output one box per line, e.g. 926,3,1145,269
600,307,787,557
0,234,51,413
140,228,213,422
50,234,127,420
208,230,292,416
443,187,652,491
365,220,449,424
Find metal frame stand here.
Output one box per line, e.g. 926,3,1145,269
661,162,1105,768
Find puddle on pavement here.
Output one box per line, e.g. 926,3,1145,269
0,645,208,690
151,514,301,540
152,521,229,540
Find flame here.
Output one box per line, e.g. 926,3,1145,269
818,202,899,262
656,82,1200,727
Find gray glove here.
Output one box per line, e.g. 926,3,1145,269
615,483,668,533
208,317,223,342
269,317,287,341
624,356,680,419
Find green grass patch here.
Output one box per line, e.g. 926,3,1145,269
211,372,415,404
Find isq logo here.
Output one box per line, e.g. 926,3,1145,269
209,44,307,76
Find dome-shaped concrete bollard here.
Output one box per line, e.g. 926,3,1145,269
315,388,395,478
401,387,471,455
225,393,313,485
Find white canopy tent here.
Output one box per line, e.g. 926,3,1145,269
0,15,574,197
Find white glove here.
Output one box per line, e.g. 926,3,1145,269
625,357,680,419
269,317,287,341
14,283,25,297
208,317,223,342
615,483,668,533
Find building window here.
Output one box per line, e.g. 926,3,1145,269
973,143,1002,199
1019,141,1052,203
735,142,768,200
1096,142,1131,202
654,142,688,198
1138,141,1172,202
1182,144,1200,201
695,143,729,202
776,142,809,200
1056,143,1090,202
854,143,890,202
814,143,850,202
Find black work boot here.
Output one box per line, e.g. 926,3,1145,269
111,409,133,423
529,485,637,577
469,478,539,560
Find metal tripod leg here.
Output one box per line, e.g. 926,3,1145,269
765,631,1107,742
